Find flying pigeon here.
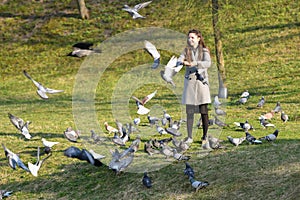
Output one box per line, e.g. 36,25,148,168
23,70,64,99
160,55,183,86
122,1,152,19
104,122,119,134
172,149,190,161
233,120,255,132
136,102,150,115
189,176,209,191
227,136,246,146
142,172,152,188
184,162,195,178
8,113,32,139
64,146,103,166
280,111,288,123
213,95,222,108
259,129,279,142
64,127,80,142
28,146,52,177
0,190,13,199
144,40,160,69
257,96,265,108
273,102,282,113
2,143,29,172
259,118,275,129
108,149,134,174
245,132,262,144
132,90,157,106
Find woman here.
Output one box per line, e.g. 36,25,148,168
178,29,211,144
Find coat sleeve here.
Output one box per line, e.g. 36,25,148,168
196,48,211,69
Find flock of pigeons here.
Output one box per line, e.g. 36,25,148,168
1,1,291,198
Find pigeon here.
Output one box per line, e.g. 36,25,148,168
144,141,160,156
132,90,157,106
156,125,168,135
160,144,174,159
147,115,160,127
41,138,59,154
67,42,101,57
214,116,228,127
8,113,32,139
281,111,288,123
129,135,141,153
142,172,152,188
104,122,119,134
189,176,209,191
112,132,126,146
201,137,212,150
144,40,160,69
259,129,279,142
208,135,224,149
2,143,29,172
160,55,183,86
233,120,255,132
90,130,105,143
165,127,182,137
238,90,250,104
260,111,275,120
64,146,102,166
184,162,195,178
23,70,64,99
28,146,52,177
172,149,190,161
227,136,246,146
259,118,275,129
108,149,134,174
213,95,222,108
41,138,59,149
273,102,282,113
133,117,141,126
122,1,152,19
115,119,127,138
136,101,150,115
64,127,80,142
245,132,262,144
257,96,265,108
214,107,226,115
240,90,250,98
0,190,13,199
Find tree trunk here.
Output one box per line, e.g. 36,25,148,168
212,0,227,98
77,0,90,19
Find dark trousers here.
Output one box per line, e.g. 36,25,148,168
186,104,209,140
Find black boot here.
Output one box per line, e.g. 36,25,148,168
201,114,209,141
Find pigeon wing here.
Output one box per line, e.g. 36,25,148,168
144,40,160,69
134,1,152,11
45,87,64,94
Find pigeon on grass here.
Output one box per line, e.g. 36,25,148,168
245,132,262,144
259,130,279,142
64,127,80,142
0,190,13,199
227,136,246,146
184,162,195,178
189,176,209,192
142,172,152,188
2,143,29,172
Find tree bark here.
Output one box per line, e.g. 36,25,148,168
212,0,227,98
77,0,90,19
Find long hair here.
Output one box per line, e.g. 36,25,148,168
184,29,207,63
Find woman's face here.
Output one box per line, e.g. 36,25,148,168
188,33,201,48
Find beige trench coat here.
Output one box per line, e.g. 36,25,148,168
179,47,211,105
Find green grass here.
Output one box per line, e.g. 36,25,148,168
0,0,299,199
